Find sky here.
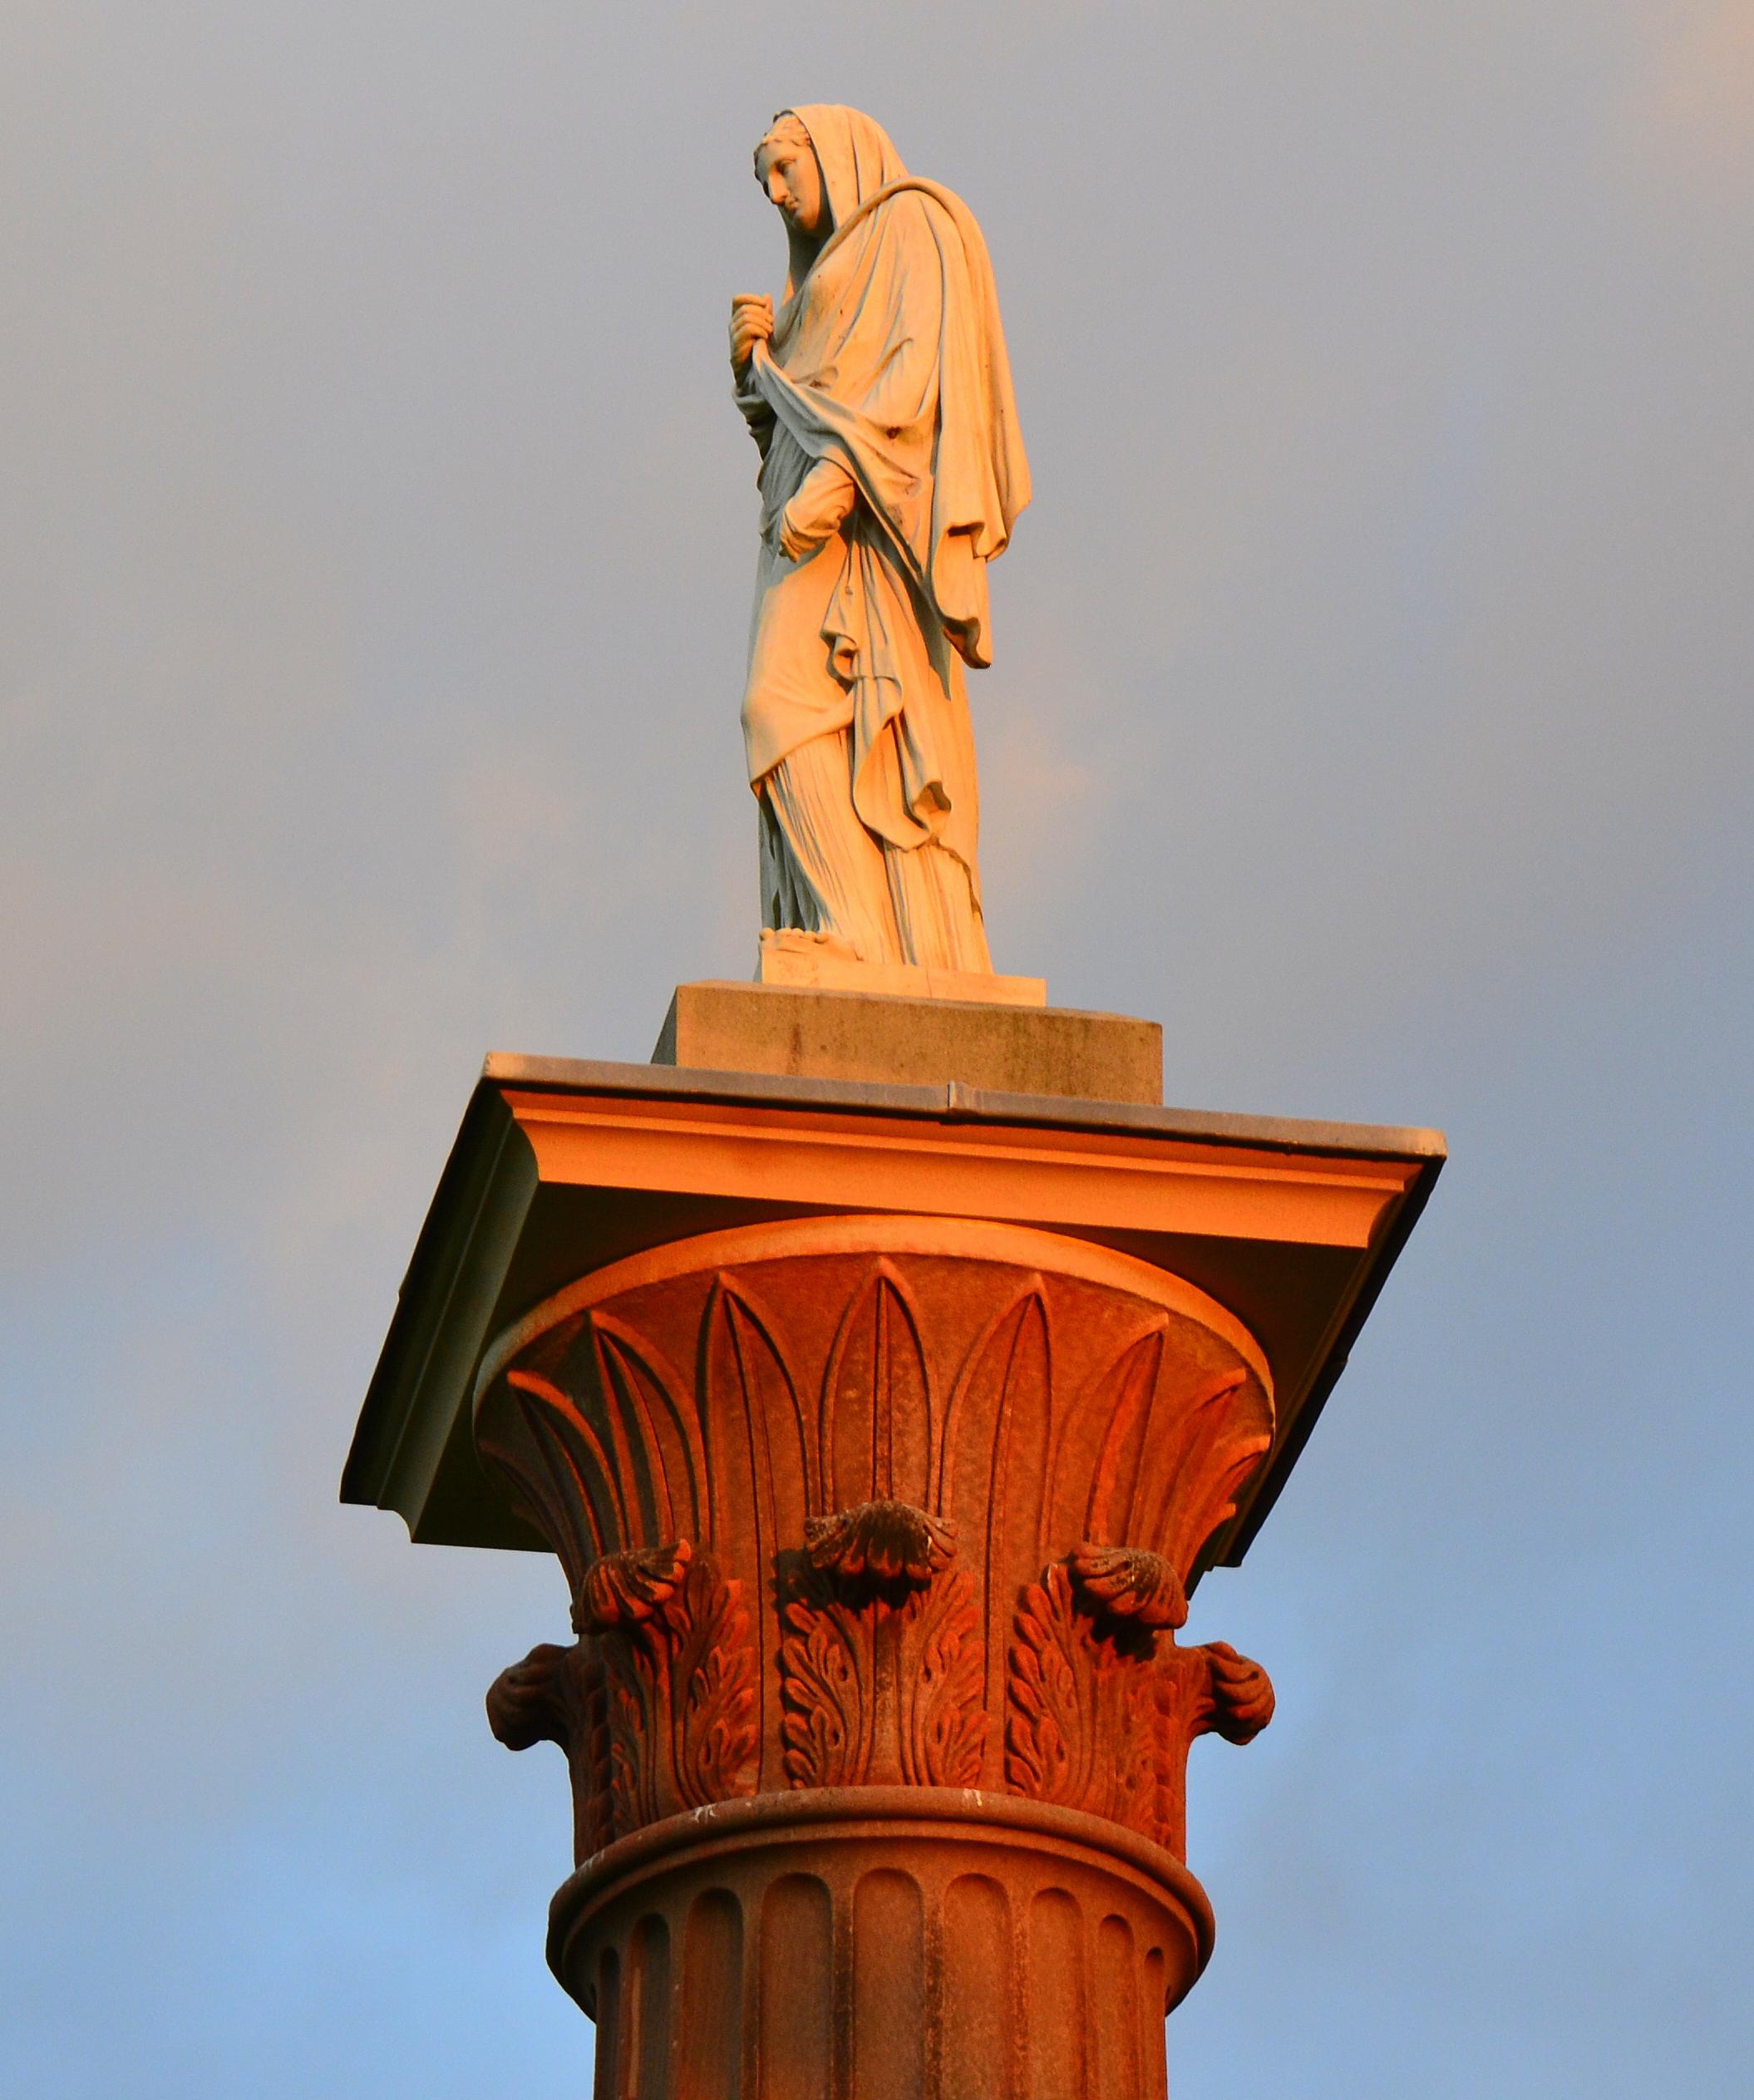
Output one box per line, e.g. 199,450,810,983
1,2,1750,2093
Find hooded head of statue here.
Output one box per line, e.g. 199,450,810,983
754,106,908,257
746,105,1030,668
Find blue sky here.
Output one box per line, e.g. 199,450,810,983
2,4,1750,2093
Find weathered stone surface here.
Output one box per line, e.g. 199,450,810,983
479,1213,1274,2098
340,1058,1444,1560
652,980,1163,1102
549,1789,1213,2100
347,1062,1443,2098
475,1215,1275,1861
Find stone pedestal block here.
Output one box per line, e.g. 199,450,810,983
653,980,1162,1103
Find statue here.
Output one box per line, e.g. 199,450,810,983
730,106,1031,976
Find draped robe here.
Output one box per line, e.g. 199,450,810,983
737,106,1029,970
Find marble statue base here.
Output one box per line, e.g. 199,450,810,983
653,979,1163,1102
756,927,1047,1005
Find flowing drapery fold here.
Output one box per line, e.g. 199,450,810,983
738,106,1028,964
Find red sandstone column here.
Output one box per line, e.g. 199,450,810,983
478,1215,1275,2100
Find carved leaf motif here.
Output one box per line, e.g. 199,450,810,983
479,1330,698,1592
779,1565,987,1790
1005,1562,1157,1834
596,1545,759,1839
603,1667,658,1835
779,1597,863,1788
477,1370,618,1593
1006,1559,1276,1858
820,1259,934,1511
904,1568,987,1786
668,1553,761,1807
605,1652,652,1835
1080,1324,1277,1589
702,1270,811,1552
1143,1365,1274,1583
478,1232,1282,1864
579,1643,613,1858
588,1316,699,1541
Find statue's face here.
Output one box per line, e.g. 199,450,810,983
756,138,825,238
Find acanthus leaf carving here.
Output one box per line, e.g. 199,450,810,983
1006,1561,1158,1827
780,1501,986,1789
671,1553,765,1806
777,1585,861,1788
477,1227,1279,1858
594,1540,760,1837
909,1565,988,1786
1006,1555,1274,1858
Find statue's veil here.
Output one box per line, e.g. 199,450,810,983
755,104,1032,668
781,105,909,231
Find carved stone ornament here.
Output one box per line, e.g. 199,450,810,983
471,1210,1281,2098
804,1498,957,1587
781,1504,986,1790
1006,1555,1274,1861
475,1215,1274,1858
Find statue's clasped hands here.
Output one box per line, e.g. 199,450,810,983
729,293,774,378
731,289,857,561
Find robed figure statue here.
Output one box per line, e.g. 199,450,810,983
730,106,1030,974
